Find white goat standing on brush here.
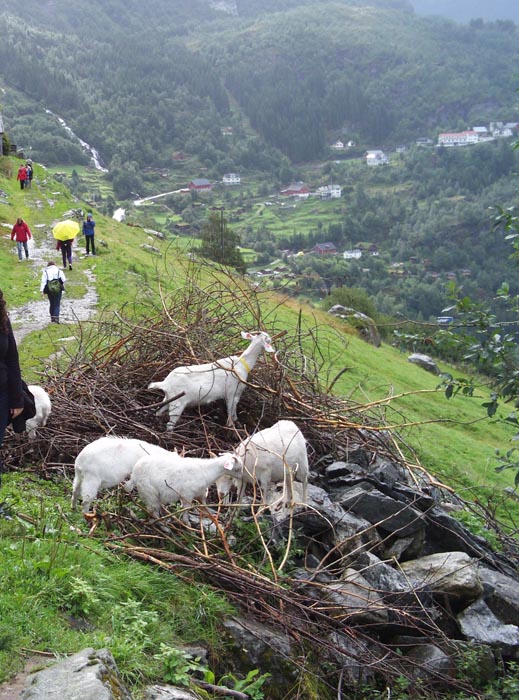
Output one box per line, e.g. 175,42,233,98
148,331,275,429
124,451,240,523
218,420,309,506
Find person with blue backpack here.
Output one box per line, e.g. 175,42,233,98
82,213,96,256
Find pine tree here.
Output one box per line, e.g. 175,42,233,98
199,212,246,273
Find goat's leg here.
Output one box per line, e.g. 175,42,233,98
166,401,186,430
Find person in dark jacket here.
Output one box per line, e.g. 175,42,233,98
25,162,33,189
57,238,73,270
82,213,96,256
0,289,23,460
11,218,32,261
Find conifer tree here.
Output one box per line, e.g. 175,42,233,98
199,211,246,273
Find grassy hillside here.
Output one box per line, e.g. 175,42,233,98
1,155,518,690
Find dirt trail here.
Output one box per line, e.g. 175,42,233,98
4,215,98,342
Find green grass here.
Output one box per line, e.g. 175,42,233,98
0,475,232,684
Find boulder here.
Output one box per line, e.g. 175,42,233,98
479,566,519,626
401,643,454,683
335,484,425,537
21,648,132,700
322,569,389,625
457,599,519,653
407,353,441,375
221,616,297,692
270,484,380,567
400,552,483,606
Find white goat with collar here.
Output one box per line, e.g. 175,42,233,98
148,331,275,429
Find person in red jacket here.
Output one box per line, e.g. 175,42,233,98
16,165,27,190
11,218,32,261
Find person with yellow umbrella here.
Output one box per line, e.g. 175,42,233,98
52,219,80,270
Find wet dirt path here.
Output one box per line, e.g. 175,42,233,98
4,216,98,342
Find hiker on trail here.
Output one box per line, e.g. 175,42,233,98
0,289,23,463
57,238,73,270
82,213,96,256
25,163,33,189
16,164,27,190
40,261,66,324
11,218,32,261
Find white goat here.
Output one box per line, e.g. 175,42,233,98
218,420,309,506
26,385,52,440
71,436,174,513
124,451,239,523
148,331,274,429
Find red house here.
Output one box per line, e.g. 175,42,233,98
280,181,310,197
189,178,212,191
313,242,337,255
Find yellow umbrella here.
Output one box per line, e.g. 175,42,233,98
52,219,80,241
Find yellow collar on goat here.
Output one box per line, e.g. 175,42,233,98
239,356,251,373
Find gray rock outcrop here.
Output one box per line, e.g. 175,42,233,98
407,353,441,374
21,648,132,700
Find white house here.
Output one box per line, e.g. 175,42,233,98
222,173,241,185
317,184,342,199
437,130,479,147
330,140,345,149
343,249,362,260
365,150,389,166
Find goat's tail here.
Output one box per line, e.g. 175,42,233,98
148,380,163,391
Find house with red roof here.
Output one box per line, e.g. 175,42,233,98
188,178,212,191
313,242,337,255
280,182,310,198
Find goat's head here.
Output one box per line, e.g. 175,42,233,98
220,452,242,471
241,331,275,353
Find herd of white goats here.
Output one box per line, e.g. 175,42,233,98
24,331,310,522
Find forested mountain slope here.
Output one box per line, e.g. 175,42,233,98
1,0,519,181
411,0,519,24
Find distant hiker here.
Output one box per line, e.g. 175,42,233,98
11,218,32,261
82,213,96,256
57,238,73,270
16,165,27,190
25,163,33,189
40,261,66,324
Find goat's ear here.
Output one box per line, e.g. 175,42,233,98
241,331,254,340
223,459,235,471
